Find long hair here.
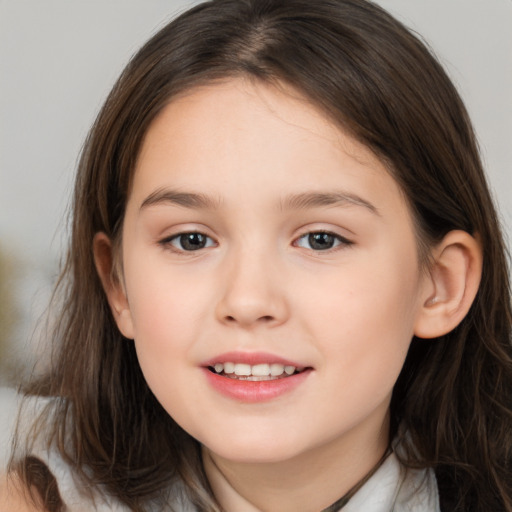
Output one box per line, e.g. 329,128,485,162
13,1,512,511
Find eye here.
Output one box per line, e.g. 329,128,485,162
295,231,352,251
162,232,216,251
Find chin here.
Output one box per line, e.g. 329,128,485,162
201,430,311,464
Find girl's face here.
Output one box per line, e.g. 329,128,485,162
116,79,431,465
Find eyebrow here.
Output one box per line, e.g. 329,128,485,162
139,187,378,215
140,188,222,210
280,191,379,215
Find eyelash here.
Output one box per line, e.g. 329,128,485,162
159,232,216,252
294,231,353,252
159,230,353,253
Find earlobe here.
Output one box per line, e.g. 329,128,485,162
93,232,135,339
414,230,482,339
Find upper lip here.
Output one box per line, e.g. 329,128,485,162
201,351,309,368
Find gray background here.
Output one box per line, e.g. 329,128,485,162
1,0,511,380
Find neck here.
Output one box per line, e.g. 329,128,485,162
202,416,390,512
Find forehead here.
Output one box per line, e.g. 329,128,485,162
130,78,405,214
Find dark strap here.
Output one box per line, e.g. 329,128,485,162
322,447,393,512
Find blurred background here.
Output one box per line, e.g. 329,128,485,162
1,0,511,385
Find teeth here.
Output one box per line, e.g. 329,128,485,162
251,363,270,376
284,365,295,375
270,364,285,376
211,362,301,377
224,362,235,374
234,363,251,376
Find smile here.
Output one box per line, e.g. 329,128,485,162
208,362,306,381
202,353,313,402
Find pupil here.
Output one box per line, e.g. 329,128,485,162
181,233,206,250
309,233,334,250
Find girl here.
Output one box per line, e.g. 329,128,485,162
2,0,511,510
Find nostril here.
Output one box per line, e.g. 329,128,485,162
224,314,274,323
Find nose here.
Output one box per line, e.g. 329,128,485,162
215,249,289,328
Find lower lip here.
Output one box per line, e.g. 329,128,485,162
202,368,312,403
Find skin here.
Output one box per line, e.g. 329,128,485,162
95,78,482,512
0,473,42,512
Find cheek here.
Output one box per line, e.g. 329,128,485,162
306,248,420,330
301,248,422,390
124,264,211,414
122,253,215,376
125,250,207,328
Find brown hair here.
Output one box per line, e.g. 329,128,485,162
13,0,512,511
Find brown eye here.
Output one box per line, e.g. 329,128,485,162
295,232,352,251
165,232,215,251
308,233,335,250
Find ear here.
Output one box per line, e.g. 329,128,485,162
93,232,135,339
414,230,482,339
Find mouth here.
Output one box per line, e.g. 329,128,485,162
201,352,313,402
208,362,308,381
202,354,312,402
